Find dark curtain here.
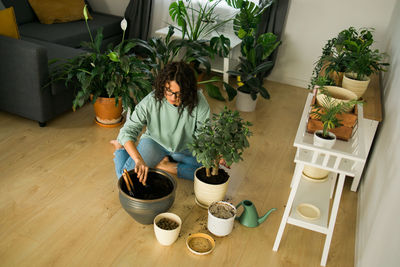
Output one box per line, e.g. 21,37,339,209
257,0,289,77
124,0,153,40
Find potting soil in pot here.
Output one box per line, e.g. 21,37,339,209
120,171,174,199
209,203,235,219
196,168,229,185
156,218,179,230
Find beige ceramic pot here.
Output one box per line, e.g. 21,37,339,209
342,72,370,99
316,86,358,111
93,96,123,126
194,167,229,209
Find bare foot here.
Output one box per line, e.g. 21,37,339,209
156,156,178,175
110,140,123,151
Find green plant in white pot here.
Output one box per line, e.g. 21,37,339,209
226,0,281,111
188,107,252,208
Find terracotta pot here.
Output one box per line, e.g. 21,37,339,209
93,96,123,126
194,167,229,209
342,72,370,99
329,71,344,86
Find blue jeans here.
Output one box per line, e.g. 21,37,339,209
113,137,201,180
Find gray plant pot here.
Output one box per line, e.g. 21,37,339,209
118,168,177,225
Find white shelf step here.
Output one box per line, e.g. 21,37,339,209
288,174,334,233
295,148,358,176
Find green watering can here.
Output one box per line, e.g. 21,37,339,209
236,200,276,227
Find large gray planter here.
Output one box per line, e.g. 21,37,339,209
118,168,177,224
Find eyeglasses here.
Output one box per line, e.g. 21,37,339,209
165,87,181,98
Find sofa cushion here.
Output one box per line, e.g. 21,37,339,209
19,12,122,48
28,0,89,25
2,0,37,25
0,7,20,39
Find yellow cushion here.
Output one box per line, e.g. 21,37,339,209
28,0,91,25
0,7,20,39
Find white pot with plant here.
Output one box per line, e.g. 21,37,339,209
207,201,237,237
303,93,362,179
188,107,252,208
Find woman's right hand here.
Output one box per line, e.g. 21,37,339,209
134,158,149,185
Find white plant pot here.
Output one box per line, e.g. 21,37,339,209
342,72,370,99
194,167,229,209
303,130,336,179
235,91,258,112
313,130,336,149
153,212,182,246
207,201,236,237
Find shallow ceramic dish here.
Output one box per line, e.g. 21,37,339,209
316,86,358,111
186,233,215,255
296,203,321,221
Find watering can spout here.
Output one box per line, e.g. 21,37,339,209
236,200,277,228
258,208,277,224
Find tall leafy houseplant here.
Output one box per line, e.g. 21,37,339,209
188,106,252,177
226,0,281,100
51,6,153,114
309,27,389,89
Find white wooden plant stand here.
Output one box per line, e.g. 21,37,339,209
272,92,367,266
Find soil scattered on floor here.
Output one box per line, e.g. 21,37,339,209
209,203,235,219
156,218,179,230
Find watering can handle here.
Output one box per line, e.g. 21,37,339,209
236,201,244,209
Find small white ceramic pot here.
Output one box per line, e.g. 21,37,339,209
153,212,182,246
235,91,258,112
207,201,236,237
313,130,336,149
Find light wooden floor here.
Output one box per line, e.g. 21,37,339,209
0,80,357,267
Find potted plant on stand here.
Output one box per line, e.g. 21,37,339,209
226,0,281,112
50,6,153,127
341,28,389,98
303,93,362,179
188,107,252,208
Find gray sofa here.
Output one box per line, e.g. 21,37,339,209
0,0,123,126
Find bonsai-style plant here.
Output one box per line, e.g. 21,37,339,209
188,106,252,177
226,0,281,101
50,6,153,117
188,106,252,207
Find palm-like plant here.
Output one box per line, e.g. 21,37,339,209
311,93,360,138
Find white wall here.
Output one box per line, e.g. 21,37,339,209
267,0,396,88
356,1,400,266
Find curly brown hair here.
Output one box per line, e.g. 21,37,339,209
154,61,198,115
